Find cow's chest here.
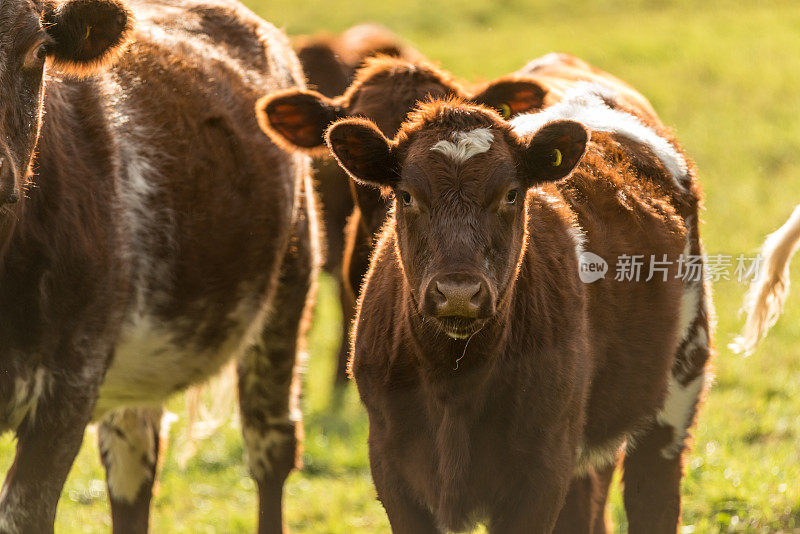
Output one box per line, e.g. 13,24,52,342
94,292,266,419
382,387,514,529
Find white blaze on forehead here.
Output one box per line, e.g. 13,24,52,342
430,127,494,164
510,82,689,190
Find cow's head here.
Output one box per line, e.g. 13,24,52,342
326,99,587,339
0,0,132,211
256,56,547,233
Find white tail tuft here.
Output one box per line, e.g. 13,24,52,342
731,205,800,355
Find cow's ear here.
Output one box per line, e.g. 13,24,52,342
256,89,345,154
472,78,546,119
294,40,351,97
44,0,134,76
326,118,398,188
521,120,588,183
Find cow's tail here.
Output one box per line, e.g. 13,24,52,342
731,204,800,355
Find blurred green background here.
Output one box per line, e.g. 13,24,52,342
3,0,799,532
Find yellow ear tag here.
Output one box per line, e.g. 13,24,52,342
499,103,512,119
551,148,563,167
85,25,92,40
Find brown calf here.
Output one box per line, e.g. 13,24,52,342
326,90,711,532
0,0,318,532
258,56,548,385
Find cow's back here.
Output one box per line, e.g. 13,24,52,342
95,0,310,415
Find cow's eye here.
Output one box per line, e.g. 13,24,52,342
399,190,413,206
499,103,512,119
23,42,48,69
505,189,518,205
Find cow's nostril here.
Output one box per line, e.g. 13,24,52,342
432,282,447,305
469,284,484,305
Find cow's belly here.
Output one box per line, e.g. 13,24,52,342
94,297,266,419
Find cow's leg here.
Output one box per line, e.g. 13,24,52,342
98,407,163,534
622,423,683,534
369,450,440,534
490,440,577,534
490,472,573,534
0,368,100,533
554,463,615,534
238,189,318,534
624,272,712,534
553,475,593,534
623,371,707,534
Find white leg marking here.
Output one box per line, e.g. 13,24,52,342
100,409,162,503
431,128,494,164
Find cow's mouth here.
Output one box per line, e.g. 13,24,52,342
436,316,486,340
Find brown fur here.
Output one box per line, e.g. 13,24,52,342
0,0,318,531
326,98,705,532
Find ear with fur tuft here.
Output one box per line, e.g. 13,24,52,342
472,79,547,119
43,0,134,76
256,89,345,154
521,120,588,183
326,118,398,188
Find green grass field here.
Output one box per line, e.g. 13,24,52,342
3,0,799,531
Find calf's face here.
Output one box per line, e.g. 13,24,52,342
0,0,131,209
326,102,587,339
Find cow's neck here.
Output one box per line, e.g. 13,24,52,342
0,76,117,347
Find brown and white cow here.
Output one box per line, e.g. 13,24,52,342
325,89,711,532
258,56,547,385
0,0,318,531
